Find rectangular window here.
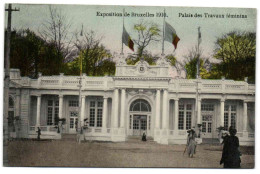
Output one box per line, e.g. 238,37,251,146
231,105,236,112
97,101,103,107
89,100,103,127
141,119,147,130
89,108,95,127
224,113,229,130
208,122,212,133
129,115,132,129
179,104,184,110
70,118,74,128
70,111,78,117
178,111,184,130
224,104,237,130
69,100,79,107
90,101,95,107
186,104,192,111
48,100,53,107
224,105,229,111
178,103,193,130
186,111,192,130
133,119,139,129
202,122,206,132
96,109,103,127
55,100,59,107
47,100,59,126
201,104,214,111
231,113,236,129
47,107,53,125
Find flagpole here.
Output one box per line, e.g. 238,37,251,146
197,27,200,78
161,8,165,56
121,8,125,55
196,26,201,135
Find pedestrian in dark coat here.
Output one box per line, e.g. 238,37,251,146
220,127,241,168
142,131,147,141
187,129,196,158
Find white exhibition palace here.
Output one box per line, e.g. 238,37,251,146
7,57,255,145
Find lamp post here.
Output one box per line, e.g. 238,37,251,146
4,3,19,166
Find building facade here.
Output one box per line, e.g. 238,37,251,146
7,58,255,145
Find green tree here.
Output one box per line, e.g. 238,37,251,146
40,5,72,73
8,29,65,77
213,31,256,83
125,21,160,64
66,30,114,76
180,47,210,79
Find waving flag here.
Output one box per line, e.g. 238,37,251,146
122,26,134,52
164,21,180,49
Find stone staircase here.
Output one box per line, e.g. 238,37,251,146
61,134,77,141
202,138,220,144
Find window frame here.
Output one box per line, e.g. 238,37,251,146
89,99,103,128
47,99,59,126
178,103,193,130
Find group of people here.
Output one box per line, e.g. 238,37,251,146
186,126,241,168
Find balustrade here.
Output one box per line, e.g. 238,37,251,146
11,73,255,95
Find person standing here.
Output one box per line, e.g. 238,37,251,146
220,127,241,168
186,129,197,158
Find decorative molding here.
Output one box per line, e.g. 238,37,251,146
127,89,154,96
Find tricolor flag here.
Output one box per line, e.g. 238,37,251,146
122,26,134,52
164,21,180,49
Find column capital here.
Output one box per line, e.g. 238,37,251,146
59,94,63,98
174,98,179,101
220,98,225,102
243,100,249,103
36,94,41,97
103,96,108,99
81,95,86,99
121,88,126,91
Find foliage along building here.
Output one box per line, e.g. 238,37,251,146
7,56,255,146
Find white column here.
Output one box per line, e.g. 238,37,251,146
197,99,201,124
243,101,248,131
155,89,161,129
120,89,126,128
102,97,108,129
220,99,225,127
174,99,179,131
58,95,63,119
113,88,119,128
36,95,41,127
162,89,168,129
80,95,86,124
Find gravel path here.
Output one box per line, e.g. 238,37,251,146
7,140,254,168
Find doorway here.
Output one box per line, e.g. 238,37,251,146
133,115,147,136
201,114,213,138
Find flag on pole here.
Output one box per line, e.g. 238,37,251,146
164,21,180,49
122,26,134,52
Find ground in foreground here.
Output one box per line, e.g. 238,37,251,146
7,139,254,168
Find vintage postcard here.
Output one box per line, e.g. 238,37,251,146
3,3,256,168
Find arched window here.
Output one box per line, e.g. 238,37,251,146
130,99,151,112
